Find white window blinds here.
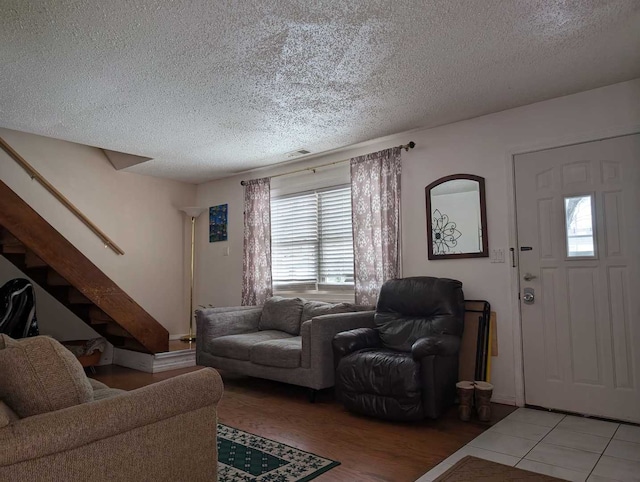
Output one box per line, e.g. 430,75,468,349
271,185,354,293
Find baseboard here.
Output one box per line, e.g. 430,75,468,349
491,394,518,406
113,347,196,373
152,349,196,372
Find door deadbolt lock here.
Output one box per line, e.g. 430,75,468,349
523,287,535,304
523,273,537,281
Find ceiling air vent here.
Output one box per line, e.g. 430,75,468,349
286,148,311,158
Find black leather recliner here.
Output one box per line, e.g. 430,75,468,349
332,276,464,421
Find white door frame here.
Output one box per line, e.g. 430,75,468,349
504,123,640,407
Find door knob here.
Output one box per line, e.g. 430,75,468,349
523,287,535,304
523,273,537,281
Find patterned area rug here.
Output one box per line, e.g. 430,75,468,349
217,424,340,482
434,456,564,481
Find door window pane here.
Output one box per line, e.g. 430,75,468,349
564,195,595,257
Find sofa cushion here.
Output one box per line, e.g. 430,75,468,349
259,297,305,335
0,400,18,428
206,330,294,361
301,301,372,322
0,335,94,418
250,337,302,368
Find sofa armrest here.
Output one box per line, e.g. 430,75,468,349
411,334,461,360
302,311,375,388
0,368,223,467
332,328,381,368
196,306,262,340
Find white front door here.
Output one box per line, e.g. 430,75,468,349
515,134,640,423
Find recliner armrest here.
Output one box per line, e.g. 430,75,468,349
411,334,460,360
332,327,381,368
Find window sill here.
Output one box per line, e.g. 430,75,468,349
273,290,355,304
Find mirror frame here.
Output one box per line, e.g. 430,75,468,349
425,174,488,260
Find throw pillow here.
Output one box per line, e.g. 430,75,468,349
259,296,305,335
0,335,94,418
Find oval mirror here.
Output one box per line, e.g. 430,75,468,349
425,174,488,260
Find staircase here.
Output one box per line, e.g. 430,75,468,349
0,180,169,354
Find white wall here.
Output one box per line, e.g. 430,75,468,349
0,128,197,337
195,78,640,404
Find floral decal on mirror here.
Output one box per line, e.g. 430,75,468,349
431,209,462,254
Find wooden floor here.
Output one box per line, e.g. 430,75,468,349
92,365,516,482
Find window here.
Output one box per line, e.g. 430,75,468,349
271,185,354,295
564,195,596,258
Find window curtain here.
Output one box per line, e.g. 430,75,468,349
241,178,273,305
350,148,402,305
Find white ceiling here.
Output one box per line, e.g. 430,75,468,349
1,1,639,184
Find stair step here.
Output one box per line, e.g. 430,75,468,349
25,251,47,268
1,243,26,254
23,267,48,286
120,338,148,353
47,270,70,286
89,306,114,325
104,323,134,339
0,230,24,247
89,305,113,320
68,287,92,304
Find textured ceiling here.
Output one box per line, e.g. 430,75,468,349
1,1,639,183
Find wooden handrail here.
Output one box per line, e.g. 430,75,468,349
0,136,124,255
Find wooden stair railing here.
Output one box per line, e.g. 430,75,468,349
0,136,124,255
0,180,169,353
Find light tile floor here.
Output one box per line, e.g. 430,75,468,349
416,408,640,482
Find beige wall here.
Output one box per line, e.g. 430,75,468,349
195,79,640,404
0,128,197,337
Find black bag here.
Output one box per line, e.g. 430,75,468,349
0,278,39,338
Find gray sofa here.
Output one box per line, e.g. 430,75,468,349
195,297,374,398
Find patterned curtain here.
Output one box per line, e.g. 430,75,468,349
241,178,273,306
350,148,402,305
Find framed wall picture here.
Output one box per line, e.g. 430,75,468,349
209,204,228,242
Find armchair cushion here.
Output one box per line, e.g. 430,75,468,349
375,277,464,351
259,296,305,335
0,335,93,418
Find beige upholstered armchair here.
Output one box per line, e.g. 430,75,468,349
0,335,223,482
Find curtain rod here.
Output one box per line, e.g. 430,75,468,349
240,142,415,185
